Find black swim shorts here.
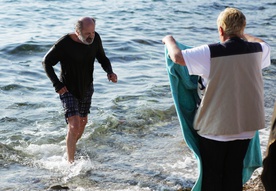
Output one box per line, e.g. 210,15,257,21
59,85,94,121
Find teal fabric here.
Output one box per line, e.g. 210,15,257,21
164,42,262,191
243,131,263,183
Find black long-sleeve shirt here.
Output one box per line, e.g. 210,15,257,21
42,32,113,99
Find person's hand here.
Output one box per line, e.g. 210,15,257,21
107,73,118,83
162,35,186,66
162,35,174,44
57,86,68,95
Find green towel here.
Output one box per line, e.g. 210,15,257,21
164,42,262,191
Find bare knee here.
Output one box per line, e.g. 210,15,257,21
67,116,81,139
80,116,88,127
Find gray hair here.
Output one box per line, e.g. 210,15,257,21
75,17,96,33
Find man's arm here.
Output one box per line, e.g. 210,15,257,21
242,34,264,43
95,33,117,83
243,33,271,69
162,35,186,66
42,46,65,93
96,33,114,74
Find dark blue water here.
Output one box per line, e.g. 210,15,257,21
0,0,275,190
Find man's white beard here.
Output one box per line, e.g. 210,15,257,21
77,34,94,45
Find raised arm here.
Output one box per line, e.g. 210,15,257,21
242,34,265,43
162,35,186,66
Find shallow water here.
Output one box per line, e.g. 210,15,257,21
0,0,275,190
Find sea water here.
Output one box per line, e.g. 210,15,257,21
0,0,275,190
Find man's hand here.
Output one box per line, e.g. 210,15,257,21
107,73,118,83
57,86,68,95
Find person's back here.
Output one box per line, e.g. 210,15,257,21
162,7,271,191
194,38,265,136
261,102,276,191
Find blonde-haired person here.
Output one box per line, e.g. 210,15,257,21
163,7,271,191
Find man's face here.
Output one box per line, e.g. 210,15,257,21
78,23,95,45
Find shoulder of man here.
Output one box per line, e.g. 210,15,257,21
94,31,100,40
54,34,71,46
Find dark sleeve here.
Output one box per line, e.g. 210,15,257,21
42,44,65,92
96,34,114,74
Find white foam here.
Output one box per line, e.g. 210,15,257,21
15,143,94,180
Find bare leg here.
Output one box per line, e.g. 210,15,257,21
66,115,87,163
76,116,88,141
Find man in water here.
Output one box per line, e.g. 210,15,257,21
163,7,270,191
42,17,117,163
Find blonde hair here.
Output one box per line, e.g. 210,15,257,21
217,7,246,37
